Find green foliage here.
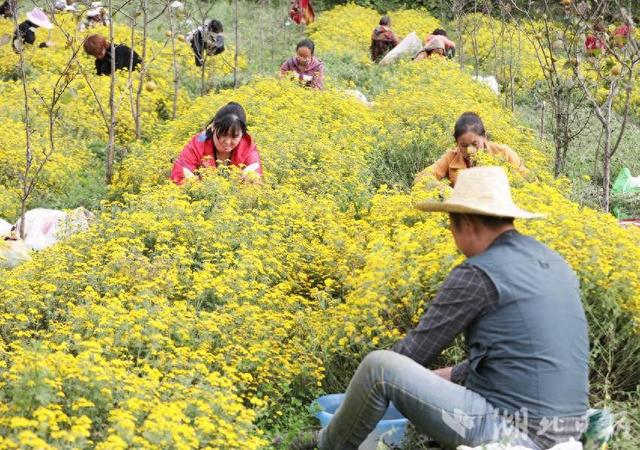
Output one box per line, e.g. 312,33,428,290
612,192,640,220
368,139,442,191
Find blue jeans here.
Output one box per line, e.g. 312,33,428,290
318,350,542,450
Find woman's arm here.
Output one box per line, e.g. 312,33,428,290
95,58,105,76
310,61,324,89
171,135,204,184
505,148,529,176
24,28,36,45
239,144,263,183
390,31,399,45
493,143,529,176
415,151,452,183
241,143,263,176
279,58,293,74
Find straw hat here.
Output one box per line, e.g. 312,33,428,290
26,7,53,29
424,35,446,51
415,166,544,219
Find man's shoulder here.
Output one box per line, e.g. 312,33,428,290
469,231,574,275
444,263,493,288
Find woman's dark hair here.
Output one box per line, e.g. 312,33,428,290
453,112,486,140
432,28,448,36
296,38,315,55
208,19,223,33
379,15,391,26
206,102,247,139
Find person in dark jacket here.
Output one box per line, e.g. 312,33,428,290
12,7,53,53
0,0,16,18
187,19,225,67
83,34,142,76
370,15,398,63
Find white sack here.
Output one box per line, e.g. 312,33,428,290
379,32,423,66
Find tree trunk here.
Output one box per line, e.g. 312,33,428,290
169,10,179,120
233,0,239,88
539,100,545,140
17,52,32,239
128,15,137,125
134,0,148,140
553,109,563,177
200,58,207,95
456,2,465,69
603,128,611,212
106,0,117,184
11,3,33,238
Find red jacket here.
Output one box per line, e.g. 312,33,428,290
585,35,605,54
171,131,262,185
289,0,314,25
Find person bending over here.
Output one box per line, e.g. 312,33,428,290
280,38,324,90
83,34,142,76
415,112,528,186
171,102,262,185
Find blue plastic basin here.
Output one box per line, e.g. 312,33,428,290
313,393,408,449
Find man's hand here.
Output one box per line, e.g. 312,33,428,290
433,366,453,381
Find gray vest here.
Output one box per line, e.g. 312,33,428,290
464,231,589,418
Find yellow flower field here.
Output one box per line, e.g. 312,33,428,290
1,4,639,448
308,4,440,64
0,17,242,218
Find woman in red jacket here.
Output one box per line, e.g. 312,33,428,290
171,102,263,184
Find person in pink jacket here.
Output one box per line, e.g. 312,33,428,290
171,102,263,185
415,28,456,60
279,38,324,89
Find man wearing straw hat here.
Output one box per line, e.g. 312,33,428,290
292,167,589,450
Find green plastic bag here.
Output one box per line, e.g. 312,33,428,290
612,168,640,194
581,409,614,450
612,168,640,219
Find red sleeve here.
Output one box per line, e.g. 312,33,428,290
280,58,292,73
171,134,204,185
242,144,263,176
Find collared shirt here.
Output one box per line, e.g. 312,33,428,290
392,264,498,381
415,141,529,186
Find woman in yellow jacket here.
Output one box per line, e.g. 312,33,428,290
416,112,528,186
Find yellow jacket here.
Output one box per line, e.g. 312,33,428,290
415,141,528,186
